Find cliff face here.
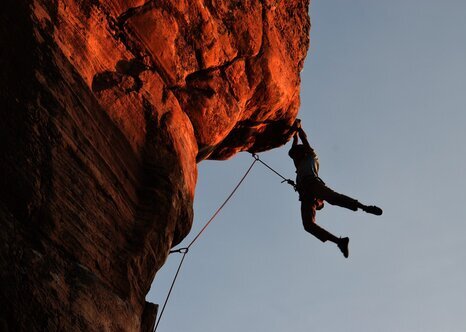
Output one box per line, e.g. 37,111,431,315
0,0,309,330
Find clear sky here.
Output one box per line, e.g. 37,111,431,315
147,1,466,331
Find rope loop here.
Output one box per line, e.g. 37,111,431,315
281,178,296,188
169,247,189,254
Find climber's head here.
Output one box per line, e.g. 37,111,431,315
288,144,306,163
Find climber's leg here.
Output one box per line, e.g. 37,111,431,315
300,201,349,257
300,201,338,243
311,179,383,215
311,179,361,211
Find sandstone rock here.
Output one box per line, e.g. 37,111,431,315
0,0,309,330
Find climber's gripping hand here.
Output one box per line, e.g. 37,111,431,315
293,118,302,131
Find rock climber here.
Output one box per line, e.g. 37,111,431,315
288,119,382,258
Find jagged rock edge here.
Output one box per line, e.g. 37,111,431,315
103,0,271,160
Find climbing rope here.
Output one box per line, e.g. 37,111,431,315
154,157,258,331
251,153,296,189
153,153,295,331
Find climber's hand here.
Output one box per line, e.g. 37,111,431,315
294,118,302,129
290,119,301,134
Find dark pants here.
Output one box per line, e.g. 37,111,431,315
299,177,360,242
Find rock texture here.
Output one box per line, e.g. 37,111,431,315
0,0,309,330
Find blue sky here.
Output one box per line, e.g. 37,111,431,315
148,1,466,331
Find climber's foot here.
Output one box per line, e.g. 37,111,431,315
362,205,383,216
338,237,349,258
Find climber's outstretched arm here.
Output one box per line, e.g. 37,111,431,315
292,119,316,154
292,132,299,146
291,119,301,146
297,126,315,155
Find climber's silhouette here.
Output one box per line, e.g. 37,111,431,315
289,119,382,258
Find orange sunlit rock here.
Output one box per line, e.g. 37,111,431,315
0,0,309,330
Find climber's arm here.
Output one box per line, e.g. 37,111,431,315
298,127,316,155
291,118,316,155
292,119,302,146
292,132,299,146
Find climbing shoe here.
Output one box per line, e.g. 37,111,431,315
338,237,349,258
363,205,383,216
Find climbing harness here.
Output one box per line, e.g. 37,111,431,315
154,153,295,331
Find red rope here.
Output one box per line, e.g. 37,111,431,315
154,158,258,331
